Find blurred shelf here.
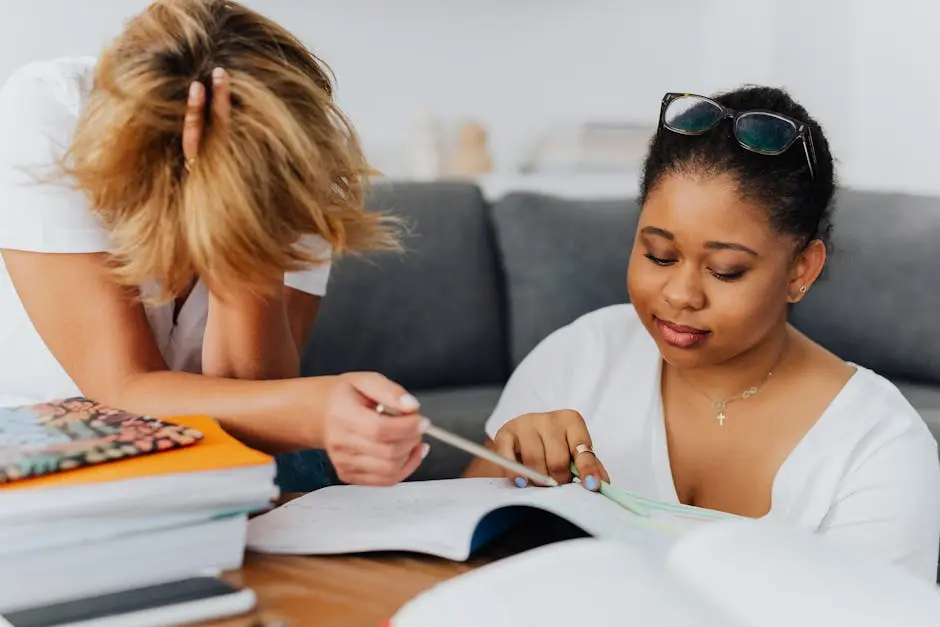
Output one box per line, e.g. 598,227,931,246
381,171,641,202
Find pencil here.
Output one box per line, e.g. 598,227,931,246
374,404,558,487
423,424,559,487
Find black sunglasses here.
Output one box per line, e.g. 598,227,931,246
659,92,817,180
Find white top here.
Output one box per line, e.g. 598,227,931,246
485,304,940,581
0,58,331,407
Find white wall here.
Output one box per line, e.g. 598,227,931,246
1,0,937,195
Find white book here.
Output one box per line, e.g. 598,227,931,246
390,519,940,627
247,478,734,561
0,514,248,613
0,465,278,524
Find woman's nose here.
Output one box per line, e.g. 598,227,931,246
661,266,705,311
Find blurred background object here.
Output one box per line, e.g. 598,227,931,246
1,0,937,198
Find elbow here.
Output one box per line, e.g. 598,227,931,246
201,352,300,381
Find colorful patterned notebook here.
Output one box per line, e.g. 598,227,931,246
0,397,203,484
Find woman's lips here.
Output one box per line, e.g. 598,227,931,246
654,317,710,349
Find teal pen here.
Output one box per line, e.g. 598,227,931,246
569,462,649,517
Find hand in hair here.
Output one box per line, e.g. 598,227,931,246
182,67,230,168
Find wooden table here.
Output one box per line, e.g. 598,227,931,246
204,510,585,627
207,551,476,627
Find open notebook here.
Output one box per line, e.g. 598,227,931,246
388,519,940,627
247,477,737,561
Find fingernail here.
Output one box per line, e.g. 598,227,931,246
420,443,430,459
212,67,225,82
584,475,599,491
417,418,430,433
400,394,420,411
189,81,201,101
514,477,528,488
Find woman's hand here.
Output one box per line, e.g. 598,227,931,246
320,372,429,486
493,410,609,490
182,67,230,168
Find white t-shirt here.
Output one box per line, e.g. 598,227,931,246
485,304,940,581
0,58,331,406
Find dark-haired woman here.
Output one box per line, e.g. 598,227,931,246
465,87,940,581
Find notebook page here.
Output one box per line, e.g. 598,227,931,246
247,478,687,560
248,478,519,560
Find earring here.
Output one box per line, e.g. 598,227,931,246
799,285,807,295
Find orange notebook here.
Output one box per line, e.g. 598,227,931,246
0,412,271,491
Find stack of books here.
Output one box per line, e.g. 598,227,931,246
0,397,278,613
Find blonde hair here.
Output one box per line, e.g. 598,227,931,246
60,0,397,301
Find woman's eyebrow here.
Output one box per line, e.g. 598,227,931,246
640,226,758,256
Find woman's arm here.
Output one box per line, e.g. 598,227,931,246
201,285,319,380
817,430,940,582
1,248,427,485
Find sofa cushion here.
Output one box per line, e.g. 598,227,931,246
302,181,508,389
789,190,940,385
491,192,639,367
408,385,503,481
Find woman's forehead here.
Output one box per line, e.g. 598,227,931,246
640,174,777,246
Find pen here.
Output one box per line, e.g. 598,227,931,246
374,404,559,488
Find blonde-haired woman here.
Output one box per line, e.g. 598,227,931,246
0,0,426,489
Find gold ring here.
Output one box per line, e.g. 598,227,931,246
574,443,594,458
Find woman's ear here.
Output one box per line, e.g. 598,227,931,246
787,239,827,303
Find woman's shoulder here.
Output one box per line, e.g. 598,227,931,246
526,303,649,364
848,367,937,444
559,303,647,344
813,365,940,483
0,57,110,254
0,57,96,124
512,303,651,381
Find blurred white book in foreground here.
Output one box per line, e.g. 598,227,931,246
389,518,940,627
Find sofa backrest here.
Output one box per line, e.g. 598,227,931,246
301,181,509,389
490,192,638,367
303,181,940,392
789,189,940,385
493,188,940,386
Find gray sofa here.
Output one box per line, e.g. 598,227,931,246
301,180,940,483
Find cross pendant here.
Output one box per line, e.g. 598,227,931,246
713,400,727,427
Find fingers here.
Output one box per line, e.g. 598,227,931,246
182,68,230,166
335,441,429,486
398,441,429,481
182,81,205,162
324,372,432,487
508,422,549,488
334,431,418,462
210,67,231,129
493,430,527,488
347,372,421,415
541,429,573,485
566,419,609,491
344,404,427,444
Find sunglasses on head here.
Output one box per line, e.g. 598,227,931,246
659,92,817,180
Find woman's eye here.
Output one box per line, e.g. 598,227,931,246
712,269,745,281
644,253,675,266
